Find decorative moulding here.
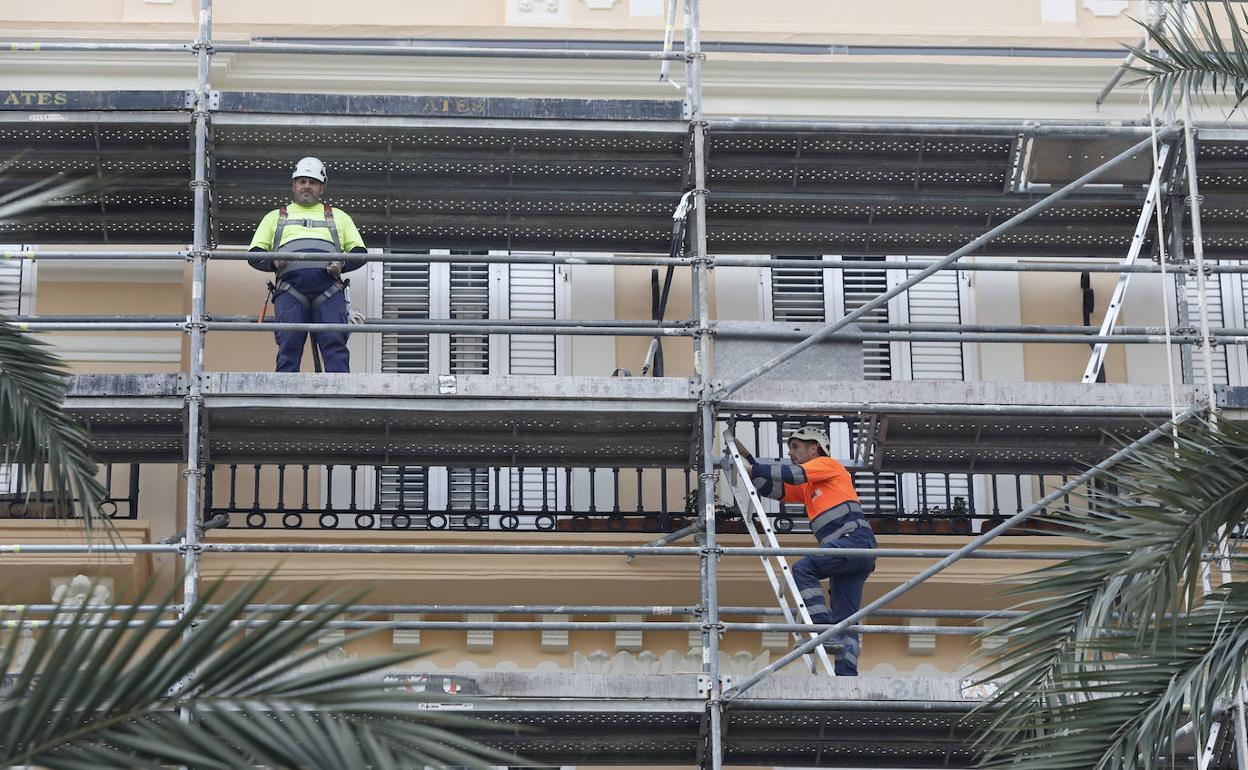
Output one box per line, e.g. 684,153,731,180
1040,0,1077,23
582,0,620,8
1082,0,1129,16
466,613,494,652
906,617,937,656
614,614,643,652
391,613,421,650
540,614,569,653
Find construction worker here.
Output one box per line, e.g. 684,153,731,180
248,157,367,373
742,427,876,676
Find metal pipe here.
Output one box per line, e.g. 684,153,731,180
210,42,686,60
0,603,1024,619
712,256,1248,274
183,0,213,655
627,518,705,563
719,400,1187,417
721,404,1204,701
212,250,691,267
1183,100,1218,414
705,118,1160,138
725,700,983,713
0,542,1095,558
23,320,1239,344
1095,2,1169,108
715,128,1178,400
2,250,187,260
0,41,191,52
658,0,679,85
685,0,721,765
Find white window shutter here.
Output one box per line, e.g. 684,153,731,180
501,258,563,513
900,259,965,380
766,256,899,515
377,256,434,516
1184,265,1230,387
1,247,34,494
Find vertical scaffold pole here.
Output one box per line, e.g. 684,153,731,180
683,0,720,767
185,0,212,621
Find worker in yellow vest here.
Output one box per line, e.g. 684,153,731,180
248,157,366,372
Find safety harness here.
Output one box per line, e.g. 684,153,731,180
269,203,345,309
273,203,341,253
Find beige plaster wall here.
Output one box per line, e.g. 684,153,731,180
1018,270,1128,383
1,0,1151,46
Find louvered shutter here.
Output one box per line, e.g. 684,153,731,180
378,258,432,514
768,256,899,515
1184,266,1230,387
840,257,893,381
0,249,30,493
0,261,21,316
447,261,491,512
892,258,970,514
903,265,965,380
505,262,560,511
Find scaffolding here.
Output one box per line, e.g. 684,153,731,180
1,0,1246,766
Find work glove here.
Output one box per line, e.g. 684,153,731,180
327,260,343,282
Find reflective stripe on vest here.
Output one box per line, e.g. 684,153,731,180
272,203,342,253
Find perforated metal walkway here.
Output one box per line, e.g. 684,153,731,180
382,671,992,767
4,92,1248,256
64,373,1202,472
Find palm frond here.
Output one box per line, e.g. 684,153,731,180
0,319,108,534
973,418,1248,770
0,166,108,534
1126,0,1248,112
0,575,524,769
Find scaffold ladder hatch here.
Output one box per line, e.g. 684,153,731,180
720,429,836,675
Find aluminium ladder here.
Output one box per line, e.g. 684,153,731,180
720,429,836,675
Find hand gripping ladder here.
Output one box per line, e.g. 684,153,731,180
720,429,835,675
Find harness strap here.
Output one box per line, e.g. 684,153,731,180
819,517,871,548
273,280,343,309
272,204,342,253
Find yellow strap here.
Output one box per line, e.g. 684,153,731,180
11,545,20,554
2,250,35,260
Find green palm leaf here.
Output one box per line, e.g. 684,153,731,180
1126,0,1248,111
0,574,524,769
973,418,1248,770
0,166,108,534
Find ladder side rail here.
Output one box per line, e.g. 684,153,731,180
723,434,836,674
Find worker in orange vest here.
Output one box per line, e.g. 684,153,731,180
745,426,877,675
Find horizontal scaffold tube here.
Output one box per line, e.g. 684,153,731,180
191,543,1087,559
210,41,687,60
211,250,692,266
0,603,1024,620
705,118,1160,137
713,256,1248,274
0,617,975,635
720,400,1185,416
11,320,1232,344
20,250,1248,274
1,41,191,52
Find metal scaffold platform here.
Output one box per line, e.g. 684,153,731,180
6,93,1248,256
397,672,989,767
1,0,1247,766
65,373,1205,473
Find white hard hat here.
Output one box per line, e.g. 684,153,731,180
292,157,327,183
788,426,831,457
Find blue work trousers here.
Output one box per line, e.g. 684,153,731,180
273,269,350,373
792,525,877,676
